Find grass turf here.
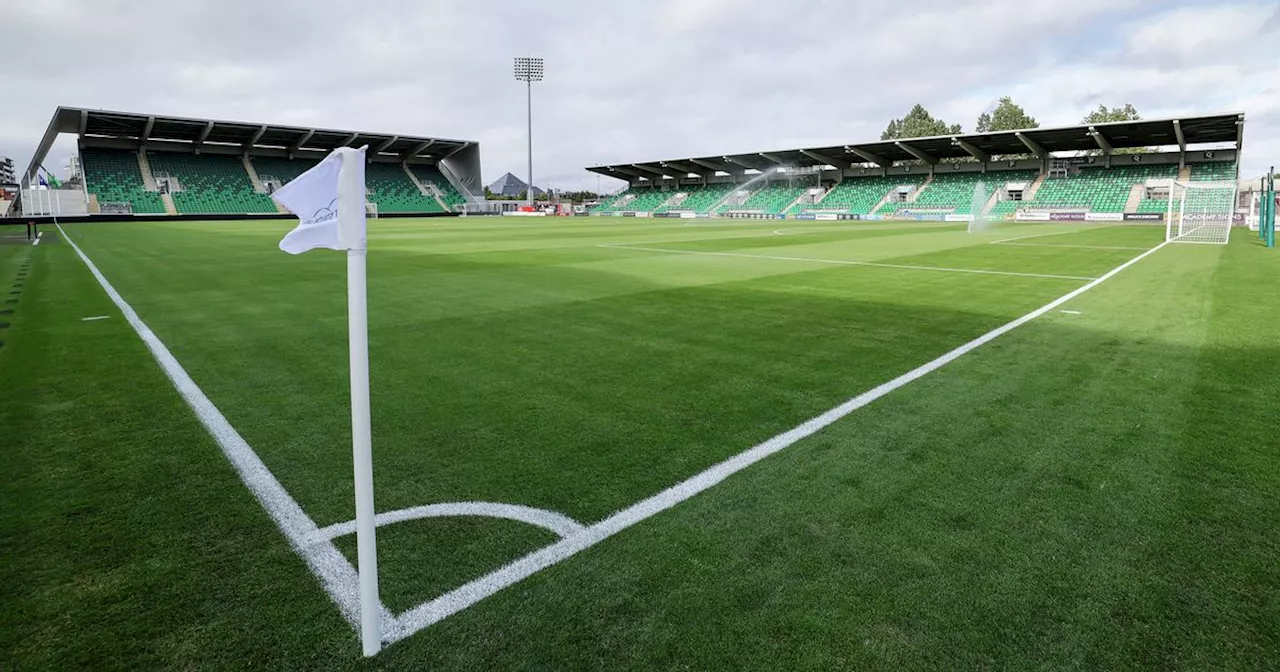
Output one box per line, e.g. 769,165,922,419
2,218,1277,669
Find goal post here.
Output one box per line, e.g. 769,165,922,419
1166,180,1236,245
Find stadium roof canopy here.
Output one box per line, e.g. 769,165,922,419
586,112,1245,180
22,106,476,182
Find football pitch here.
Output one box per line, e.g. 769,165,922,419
3,217,1278,669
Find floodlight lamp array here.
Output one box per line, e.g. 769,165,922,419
513,57,544,82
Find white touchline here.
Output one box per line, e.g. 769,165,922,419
81,315,111,321
383,240,1171,644
56,224,390,635
599,244,1096,281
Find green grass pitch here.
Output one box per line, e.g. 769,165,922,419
2,217,1278,669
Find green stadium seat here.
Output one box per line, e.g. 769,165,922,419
408,165,466,210
364,163,444,213
907,170,1038,215
717,182,807,215
148,152,276,215
1021,163,1177,213
789,176,902,215
81,148,166,214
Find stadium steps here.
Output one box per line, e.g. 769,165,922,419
136,151,159,191
982,189,1001,215
402,165,449,211
782,189,810,214
705,186,743,214
870,189,894,215
243,156,267,193
161,193,177,215
909,174,934,202
658,192,685,210
1024,171,1048,200
1125,184,1145,212
407,164,467,210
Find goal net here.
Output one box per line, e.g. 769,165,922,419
1166,180,1235,244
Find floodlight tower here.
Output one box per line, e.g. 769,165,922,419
513,57,544,207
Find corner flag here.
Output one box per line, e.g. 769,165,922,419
274,146,367,254
272,146,382,657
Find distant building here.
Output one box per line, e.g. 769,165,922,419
487,172,544,198
65,155,82,182
0,156,16,186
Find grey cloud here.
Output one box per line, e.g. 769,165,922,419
1,0,1274,191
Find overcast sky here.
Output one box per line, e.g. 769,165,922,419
2,0,1276,192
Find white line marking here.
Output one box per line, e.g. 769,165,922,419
318,502,586,541
81,315,111,321
56,224,388,635
1060,310,1082,315
385,241,1170,644
990,228,1085,244
995,242,1149,251
600,244,1095,281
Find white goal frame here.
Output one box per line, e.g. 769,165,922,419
1166,179,1236,245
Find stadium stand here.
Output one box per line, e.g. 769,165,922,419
148,152,276,214
592,186,642,213
793,176,903,214
658,183,737,213
21,108,482,218
80,148,166,214
720,182,807,214
905,170,1038,214
992,164,1179,215
408,164,466,210
595,187,669,213
1191,161,1237,181
364,163,443,213
251,156,320,186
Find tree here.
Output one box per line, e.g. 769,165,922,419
1080,103,1148,154
1081,103,1141,125
975,96,1038,133
880,104,962,141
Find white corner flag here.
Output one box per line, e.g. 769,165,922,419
272,146,382,657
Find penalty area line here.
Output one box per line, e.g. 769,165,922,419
599,243,1095,281
386,240,1170,644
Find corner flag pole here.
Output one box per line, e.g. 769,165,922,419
338,150,382,656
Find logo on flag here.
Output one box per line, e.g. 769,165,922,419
273,147,367,255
